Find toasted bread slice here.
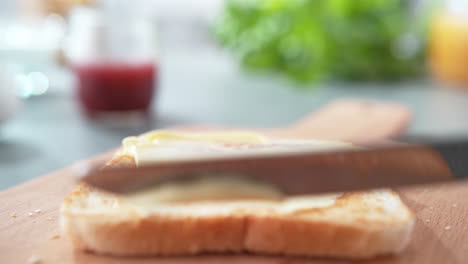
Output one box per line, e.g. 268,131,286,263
61,131,414,259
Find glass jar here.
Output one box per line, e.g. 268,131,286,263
64,2,157,117
429,0,468,87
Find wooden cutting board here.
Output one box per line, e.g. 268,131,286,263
1,100,467,264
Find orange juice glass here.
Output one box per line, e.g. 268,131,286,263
429,3,468,86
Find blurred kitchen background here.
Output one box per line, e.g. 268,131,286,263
1,0,468,189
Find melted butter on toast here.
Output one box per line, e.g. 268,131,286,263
120,130,349,208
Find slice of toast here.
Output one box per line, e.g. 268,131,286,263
61,131,415,259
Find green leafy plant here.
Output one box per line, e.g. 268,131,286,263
215,0,426,83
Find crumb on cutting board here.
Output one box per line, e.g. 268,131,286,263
27,255,41,264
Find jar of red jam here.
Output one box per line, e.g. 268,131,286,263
65,5,157,116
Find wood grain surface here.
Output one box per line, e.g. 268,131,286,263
1,100,467,264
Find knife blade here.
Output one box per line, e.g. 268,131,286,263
78,139,468,195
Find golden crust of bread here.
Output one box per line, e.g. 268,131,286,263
63,186,246,255
61,150,415,259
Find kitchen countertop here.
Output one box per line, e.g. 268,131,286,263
2,39,468,190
